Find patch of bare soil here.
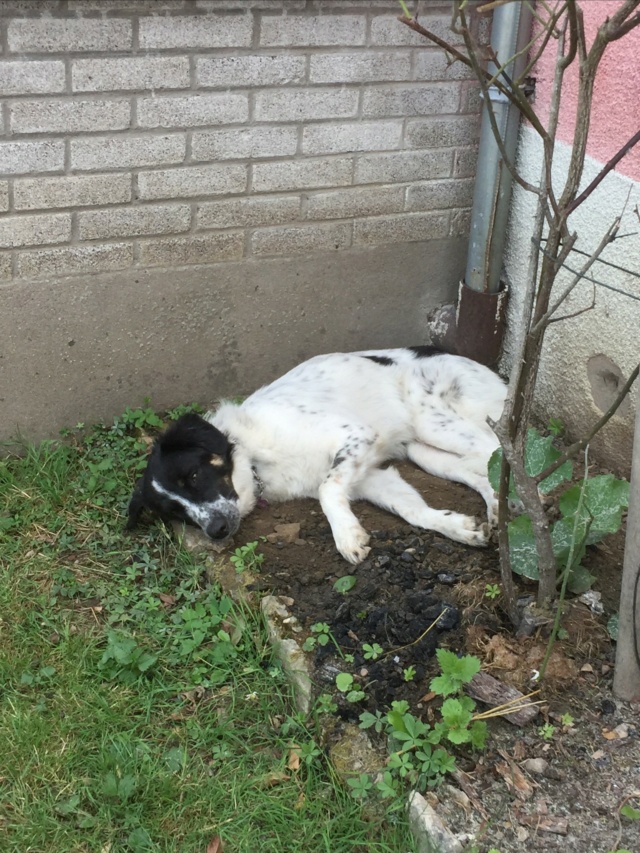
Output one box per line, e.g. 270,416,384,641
238,463,640,853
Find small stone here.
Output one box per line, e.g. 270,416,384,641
437,573,456,585
522,758,549,775
600,698,616,715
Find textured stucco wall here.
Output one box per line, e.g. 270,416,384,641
532,0,640,181
503,1,640,474
0,0,487,441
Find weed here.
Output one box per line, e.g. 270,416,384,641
302,622,344,659
402,665,416,682
229,540,264,574
485,583,501,600
347,774,374,799
99,631,158,684
548,417,564,436
362,642,383,661
539,722,556,741
333,574,357,594
314,693,338,715
335,672,366,703
357,652,486,803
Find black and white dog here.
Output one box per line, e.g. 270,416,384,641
127,347,507,564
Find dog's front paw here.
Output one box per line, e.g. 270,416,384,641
335,525,371,565
459,517,491,547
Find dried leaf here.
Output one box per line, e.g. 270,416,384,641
516,813,568,835
419,691,437,703
159,593,176,607
287,749,301,771
257,770,290,788
206,837,224,853
495,752,534,800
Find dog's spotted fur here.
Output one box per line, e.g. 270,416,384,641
127,348,507,564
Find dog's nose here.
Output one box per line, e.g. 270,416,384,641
205,517,230,540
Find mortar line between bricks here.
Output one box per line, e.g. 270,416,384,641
131,14,139,53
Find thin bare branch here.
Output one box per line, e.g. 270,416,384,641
519,3,569,83
547,283,595,323
397,12,548,138
535,363,640,485
559,0,579,69
566,128,640,215
531,217,621,335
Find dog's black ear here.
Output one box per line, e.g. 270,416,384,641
125,476,146,530
158,413,229,457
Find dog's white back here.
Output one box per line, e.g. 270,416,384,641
211,348,506,564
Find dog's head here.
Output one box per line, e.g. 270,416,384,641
126,413,240,541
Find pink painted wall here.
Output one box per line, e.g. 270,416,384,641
532,0,640,180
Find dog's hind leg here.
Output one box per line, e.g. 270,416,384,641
353,466,490,547
406,441,498,526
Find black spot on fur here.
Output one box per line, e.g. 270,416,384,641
363,355,395,366
408,345,444,359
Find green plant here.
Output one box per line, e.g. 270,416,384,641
20,665,56,686
362,642,383,661
229,541,264,574
484,583,501,600
539,722,556,741
548,417,564,437
335,672,366,703
560,713,574,728
430,648,480,696
402,666,416,682
302,622,330,652
620,802,640,821
98,631,158,684
166,402,205,420
489,429,629,594
357,653,486,802
314,693,338,715
333,574,357,594
346,774,373,799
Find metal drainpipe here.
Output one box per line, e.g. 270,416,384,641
432,2,533,365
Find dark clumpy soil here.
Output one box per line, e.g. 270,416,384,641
235,462,640,853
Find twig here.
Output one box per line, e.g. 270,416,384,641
381,611,444,659
531,217,621,334
534,363,640,485
566,128,640,215
396,12,547,139
547,284,595,323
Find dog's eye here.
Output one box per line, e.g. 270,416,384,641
190,471,198,483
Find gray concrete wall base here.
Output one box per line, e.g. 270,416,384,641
0,239,465,440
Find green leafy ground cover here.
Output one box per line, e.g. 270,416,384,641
0,412,413,852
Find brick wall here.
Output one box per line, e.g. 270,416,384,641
0,0,486,440
0,0,482,282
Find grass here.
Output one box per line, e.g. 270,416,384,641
0,410,414,852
